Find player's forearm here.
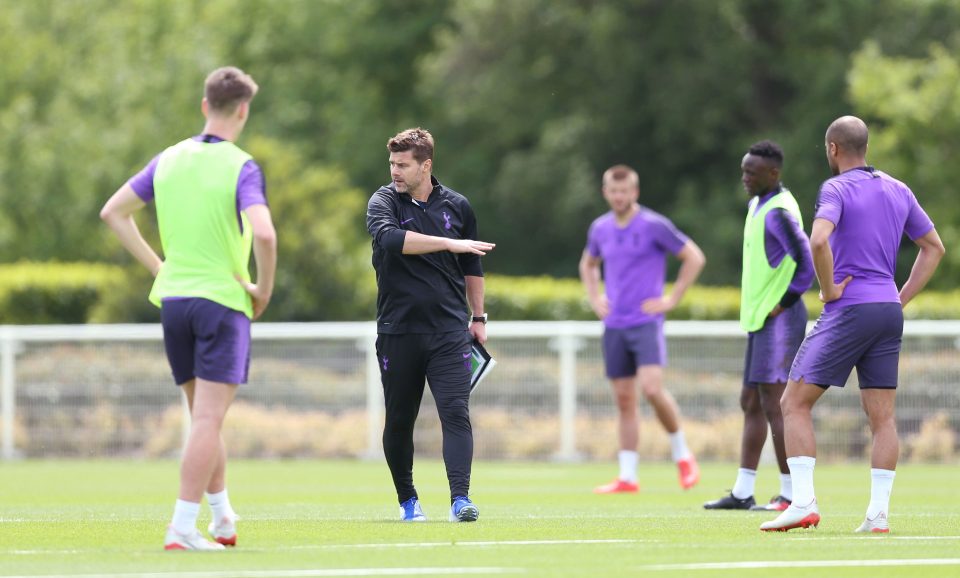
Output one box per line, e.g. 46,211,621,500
103,214,163,276
578,257,603,302
900,246,944,308
251,233,277,296
811,239,837,295
402,231,452,255
669,244,705,304
465,275,485,315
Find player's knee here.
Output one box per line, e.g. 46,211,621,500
614,389,637,410
639,382,662,400
435,396,469,419
740,389,761,414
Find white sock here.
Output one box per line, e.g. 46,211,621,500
669,430,691,462
618,450,638,483
779,473,793,501
866,468,896,519
171,499,201,535
731,468,757,500
786,456,816,508
206,489,237,522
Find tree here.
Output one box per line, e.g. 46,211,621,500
849,40,960,287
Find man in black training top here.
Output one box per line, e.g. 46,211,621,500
366,127,495,522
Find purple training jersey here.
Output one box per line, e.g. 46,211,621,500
586,207,688,329
127,135,267,214
815,167,933,312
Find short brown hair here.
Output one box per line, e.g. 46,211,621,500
387,128,434,163
204,66,258,114
602,164,639,187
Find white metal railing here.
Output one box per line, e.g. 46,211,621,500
2,320,959,461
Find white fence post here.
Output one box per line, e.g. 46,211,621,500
362,334,382,459
1,328,17,460
551,326,584,462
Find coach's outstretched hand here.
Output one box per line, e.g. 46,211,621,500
447,239,496,255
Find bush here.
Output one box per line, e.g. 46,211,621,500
0,261,124,324
484,274,812,321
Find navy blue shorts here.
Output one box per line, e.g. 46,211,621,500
160,298,251,386
789,302,903,389
602,321,666,378
743,300,807,387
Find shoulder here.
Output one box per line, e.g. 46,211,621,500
588,212,615,232
368,184,398,206
372,183,397,197
765,206,799,229
638,207,678,229
877,170,913,194
438,183,471,206
818,175,846,198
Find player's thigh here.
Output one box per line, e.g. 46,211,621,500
789,305,876,388
160,299,197,386
602,327,637,380
190,377,239,423
376,333,428,411
745,302,806,387
855,303,904,389
424,330,472,407
190,299,252,386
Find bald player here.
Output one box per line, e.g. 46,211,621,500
760,116,944,533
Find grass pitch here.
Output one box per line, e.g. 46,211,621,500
1,459,958,577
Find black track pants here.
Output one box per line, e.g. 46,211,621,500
376,330,473,503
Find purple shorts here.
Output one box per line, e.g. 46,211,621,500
789,302,903,389
160,298,251,386
743,300,807,387
602,321,666,378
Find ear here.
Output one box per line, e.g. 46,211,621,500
201,98,210,119
422,158,432,173
236,101,248,121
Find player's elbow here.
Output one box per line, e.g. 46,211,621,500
685,244,706,270
253,224,277,248
99,205,119,226
809,234,830,252
930,238,946,259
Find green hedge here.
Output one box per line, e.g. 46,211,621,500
0,265,957,323
0,262,124,324
484,275,755,321
485,274,958,321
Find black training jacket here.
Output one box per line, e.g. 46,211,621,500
366,176,483,334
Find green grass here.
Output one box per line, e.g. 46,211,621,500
1,460,958,577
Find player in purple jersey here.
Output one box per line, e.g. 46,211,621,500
761,116,944,533
580,165,706,494
705,141,813,513
100,67,276,550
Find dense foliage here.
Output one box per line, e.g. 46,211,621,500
2,1,959,321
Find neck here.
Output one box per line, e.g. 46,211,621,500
755,184,779,198
411,176,433,202
836,156,868,174
201,119,241,142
